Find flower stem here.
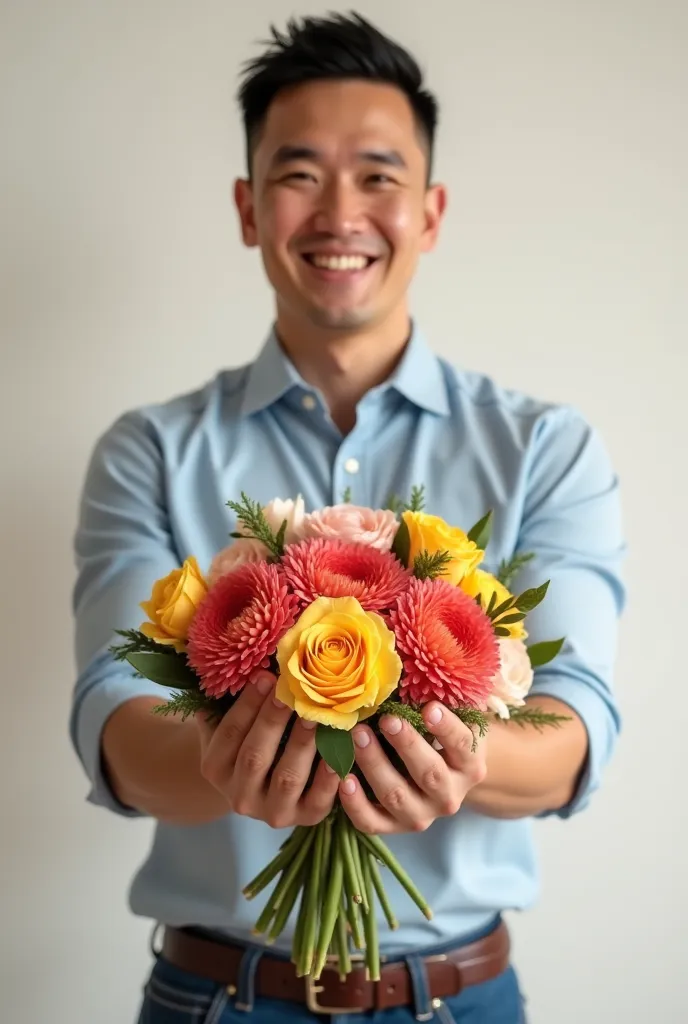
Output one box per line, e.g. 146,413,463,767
339,823,365,949
312,840,344,979
243,829,307,900
361,849,380,982
297,820,326,977
265,828,316,916
266,866,306,944
349,825,369,914
334,899,352,981
358,833,433,920
339,816,363,905
368,853,398,930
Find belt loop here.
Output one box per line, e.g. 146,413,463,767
432,1001,458,1024
404,954,434,1022
233,946,263,1013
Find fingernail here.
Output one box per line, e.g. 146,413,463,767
353,728,370,749
382,715,402,735
342,777,356,795
427,706,443,726
301,719,317,730
256,675,274,696
272,696,286,709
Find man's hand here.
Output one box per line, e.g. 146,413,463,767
338,703,486,834
196,671,340,829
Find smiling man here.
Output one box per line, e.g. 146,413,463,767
70,13,625,1024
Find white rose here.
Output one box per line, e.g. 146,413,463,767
261,496,307,545
487,638,534,719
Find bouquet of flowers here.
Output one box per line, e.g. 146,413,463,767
111,488,567,982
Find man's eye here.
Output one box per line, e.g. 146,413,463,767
367,174,396,185
282,171,316,182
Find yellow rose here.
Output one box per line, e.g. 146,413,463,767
460,569,527,639
275,596,402,730
139,557,208,651
402,511,483,585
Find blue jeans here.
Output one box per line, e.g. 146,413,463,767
136,920,527,1024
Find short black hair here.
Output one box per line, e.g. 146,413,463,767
237,12,439,180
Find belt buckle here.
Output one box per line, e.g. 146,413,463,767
304,954,368,1015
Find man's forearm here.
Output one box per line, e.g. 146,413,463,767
464,696,589,819
101,697,231,825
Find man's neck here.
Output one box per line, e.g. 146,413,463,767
274,309,412,434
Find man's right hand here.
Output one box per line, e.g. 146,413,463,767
195,671,341,829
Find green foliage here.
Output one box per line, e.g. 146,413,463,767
341,487,352,504
386,484,425,516
452,706,490,751
412,549,452,581
226,492,284,558
316,724,355,779
527,638,566,668
504,705,570,731
496,552,535,590
467,510,493,550
126,651,199,689
376,701,429,735
152,689,218,722
391,518,411,567
109,629,175,662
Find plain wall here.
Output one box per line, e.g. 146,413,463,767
1,1,686,1021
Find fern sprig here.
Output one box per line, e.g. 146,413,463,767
497,552,535,590
413,549,452,581
109,629,176,662
227,492,284,558
504,706,570,731
152,690,222,722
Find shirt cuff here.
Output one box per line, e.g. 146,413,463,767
70,653,171,817
529,673,620,819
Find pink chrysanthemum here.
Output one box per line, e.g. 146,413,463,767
187,562,299,698
389,577,500,708
281,537,411,613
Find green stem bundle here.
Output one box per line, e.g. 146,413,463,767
241,806,432,982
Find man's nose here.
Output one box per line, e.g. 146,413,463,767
312,179,365,237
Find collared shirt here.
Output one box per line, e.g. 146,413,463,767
69,325,625,954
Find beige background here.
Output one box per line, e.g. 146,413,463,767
1,1,686,1021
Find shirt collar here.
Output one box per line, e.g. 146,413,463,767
239,322,450,418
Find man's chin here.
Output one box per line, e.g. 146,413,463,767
304,303,374,331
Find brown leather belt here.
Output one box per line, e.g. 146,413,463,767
161,921,510,1015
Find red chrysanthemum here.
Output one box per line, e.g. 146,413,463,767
281,537,411,612
186,562,299,698
388,577,500,708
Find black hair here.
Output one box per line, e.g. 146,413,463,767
237,12,438,179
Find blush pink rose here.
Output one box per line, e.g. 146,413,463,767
303,504,399,552
208,539,269,585
487,638,535,719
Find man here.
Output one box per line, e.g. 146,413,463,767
70,13,625,1023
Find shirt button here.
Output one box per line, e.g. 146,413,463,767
301,394,317,411
344,457,360,475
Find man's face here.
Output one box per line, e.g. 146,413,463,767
235,79,446,332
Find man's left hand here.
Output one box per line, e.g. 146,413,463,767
338,703,486,834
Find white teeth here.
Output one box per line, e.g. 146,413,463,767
310,254,370,271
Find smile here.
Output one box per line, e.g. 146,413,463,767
302,254,379,272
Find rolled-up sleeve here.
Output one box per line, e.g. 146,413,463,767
516,406,626,818
69,411,179,816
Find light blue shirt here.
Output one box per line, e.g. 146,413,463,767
69,325,625,954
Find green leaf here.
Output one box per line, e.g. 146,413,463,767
527,637,566,668
496,611,527,625
342,487,352,504
274,518,288,555
316,724,355,780
413,549,452,580
494,626,511,637
126,652,199,689
407,485,426,513
514,581,550,614
489,595,517,621
496,551,535,589
467,510,493,550
392,518,411,567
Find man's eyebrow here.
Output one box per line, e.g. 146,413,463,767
268,146,408,169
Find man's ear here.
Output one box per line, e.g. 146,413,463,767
419,183,448,254
234,178,259,247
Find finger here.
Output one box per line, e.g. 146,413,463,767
338,774,398,835
263,717,320,827
230,687,294,811
350,725,427,831
422,703,487,784
200,672,275,781
298,757,341,826
378,714,455,814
